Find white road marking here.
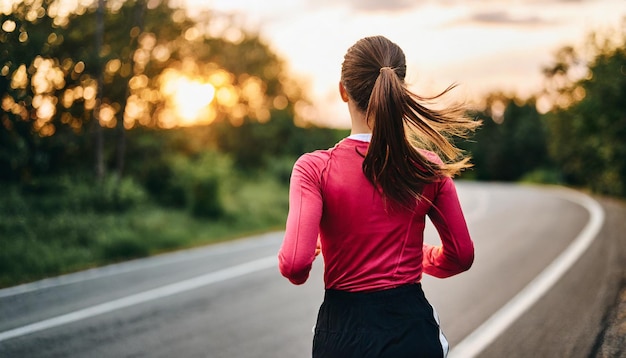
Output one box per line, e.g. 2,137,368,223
0,256,277,342
0,232,282,298
448,187,605,358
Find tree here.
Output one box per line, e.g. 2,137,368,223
0,0,307,184
460,93,549,181
542,21,626,196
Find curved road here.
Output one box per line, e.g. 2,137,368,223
0,182,622,357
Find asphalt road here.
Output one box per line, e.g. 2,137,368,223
0,182,619,358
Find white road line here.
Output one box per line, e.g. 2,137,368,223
448,187,605,358
0,256,277,342
0,232,282,298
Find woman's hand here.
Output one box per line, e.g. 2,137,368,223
315,237,322,257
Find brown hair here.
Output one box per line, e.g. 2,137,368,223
341,36,480,207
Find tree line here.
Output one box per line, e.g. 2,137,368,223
1,1,625,204
460,22,625,197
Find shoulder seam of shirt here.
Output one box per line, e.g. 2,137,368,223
319,144,340,196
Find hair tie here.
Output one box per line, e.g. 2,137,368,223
379,66,393,73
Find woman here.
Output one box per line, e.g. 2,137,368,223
278,35,480,358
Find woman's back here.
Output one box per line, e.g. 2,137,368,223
282,137,473,292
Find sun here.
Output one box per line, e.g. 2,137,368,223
172,77,216,122
160,69,217,127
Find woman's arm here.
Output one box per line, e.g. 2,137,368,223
278,154,324,285
423,176,474,278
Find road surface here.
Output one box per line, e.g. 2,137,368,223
0,182,621,357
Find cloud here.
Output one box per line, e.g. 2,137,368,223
315,0,593,13
469,10,552,26
306,0,423,13
347,0,416,12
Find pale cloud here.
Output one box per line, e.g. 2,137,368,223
306,0,594,14
468,10,553,26
337,0,417,12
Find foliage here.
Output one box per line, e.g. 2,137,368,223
542,23,626,196
456,21,626,197
170,150,232,218
0,170,289,288
212,109,349,171
0,0,305,182
14,173,147,213
459,93,550,182
1,0,183,179
118,123,345,209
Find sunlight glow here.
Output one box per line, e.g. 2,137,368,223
10,65,28,89
216,86,238,107
105,59,122,75
160,69,217,126
173,80,215,121
32,57,66,95
98,103,117,128
61,88,74,108
152,44,171,63
2,19,16,32
154,61,277,128
240,75,265,111
32,94,57,136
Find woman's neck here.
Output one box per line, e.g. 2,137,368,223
349,104,370,135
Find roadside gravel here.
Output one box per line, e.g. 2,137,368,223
592,197,626,358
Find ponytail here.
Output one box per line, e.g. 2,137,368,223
342,36,480,208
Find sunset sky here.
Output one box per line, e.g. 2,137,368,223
184,0,625,128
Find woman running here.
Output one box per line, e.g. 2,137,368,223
278,35,480,358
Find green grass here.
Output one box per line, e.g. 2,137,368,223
0,176,289,289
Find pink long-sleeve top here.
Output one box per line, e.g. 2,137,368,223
278,137,474,292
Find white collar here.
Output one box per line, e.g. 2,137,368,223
347,133,372,142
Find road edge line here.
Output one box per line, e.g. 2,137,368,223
0,256,277,342
0,232,282,299
448,187,605,358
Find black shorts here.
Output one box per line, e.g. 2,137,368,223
312,283,448,358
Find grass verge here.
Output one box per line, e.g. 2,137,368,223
0,176,288,289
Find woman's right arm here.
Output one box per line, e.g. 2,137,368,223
278,154,324,285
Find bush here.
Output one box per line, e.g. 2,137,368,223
0,167,291,288
92,175,148,212
169,150,233,218
266,156,297,184
460,95,550,182
16,175,147,213
520,168,564,185
140,158,187,208
224,173,289,227
97,229,150,261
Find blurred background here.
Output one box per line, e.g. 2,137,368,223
1,0,625,288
